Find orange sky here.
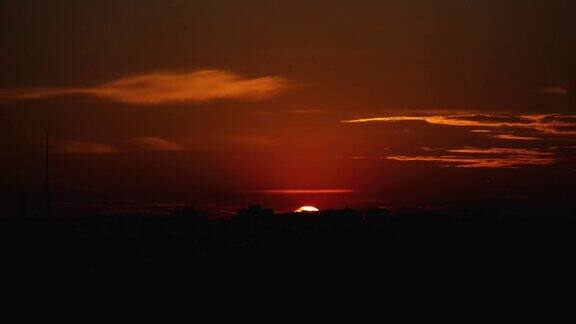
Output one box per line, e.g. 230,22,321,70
0,0,575,214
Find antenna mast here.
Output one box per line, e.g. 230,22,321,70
43,131,50,216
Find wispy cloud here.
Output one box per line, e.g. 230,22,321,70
53,137,186,154
342,114,576,135
387,155,555,168
538,85,568,95
491,134,540,141
128,137,186,151
52,140,120,155
230,135,277,147
256,189,357,194
0,70,288,105
386,147,556,168
289,108,326,114
342,114,529,126
446,147,552,156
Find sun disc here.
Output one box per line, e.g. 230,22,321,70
295,206,320,212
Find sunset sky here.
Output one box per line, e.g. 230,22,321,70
1,0,575,214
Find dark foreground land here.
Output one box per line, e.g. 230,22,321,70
2,205,576,282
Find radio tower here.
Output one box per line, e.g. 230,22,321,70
43,131,51,217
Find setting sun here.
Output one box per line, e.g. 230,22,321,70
295,206,320,213
0,0,574,281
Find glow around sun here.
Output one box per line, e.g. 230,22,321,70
295,206,320,213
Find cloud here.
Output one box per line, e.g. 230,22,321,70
230,135,277,147
52,140,120,155
540,115,576,124
491,134,540,141
385,147,556,168
445,114,533,124
0,70,288,105
341,114,576,135
341,114,533,127
343,113,575,168
386,155,555,168
289,108,326,114
446,147,552,156
538,85,568,95
256,189,357,194
128,137,186,151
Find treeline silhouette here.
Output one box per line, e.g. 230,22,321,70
1,204,576,278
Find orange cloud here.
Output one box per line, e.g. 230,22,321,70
388,155,555,168
491,134,540,141
52,140,120,155
342,114,533,127
538,85,568,95
342,114,576,135
0,70,288,105
447,147,552,156
386,147,556,168
230,135,277,147
289,108,326,114
128,137,186,151
258,189,357,194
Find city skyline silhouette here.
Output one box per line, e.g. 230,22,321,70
0,1,575,285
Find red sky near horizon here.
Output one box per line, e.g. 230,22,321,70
0,0,575,214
